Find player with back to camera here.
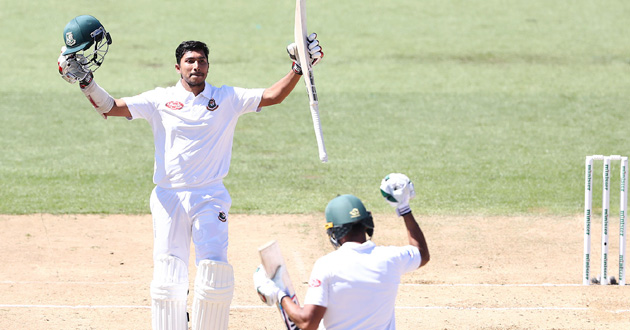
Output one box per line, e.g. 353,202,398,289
57,15,323,330
254,173,430,330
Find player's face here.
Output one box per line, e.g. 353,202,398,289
176,50,209,87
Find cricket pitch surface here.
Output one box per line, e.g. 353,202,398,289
1,213,628,329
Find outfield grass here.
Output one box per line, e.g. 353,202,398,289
1,1,629,215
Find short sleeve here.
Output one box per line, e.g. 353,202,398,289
122,89,162,120
231,87,264,114
303,258,329,307
396,245,422,274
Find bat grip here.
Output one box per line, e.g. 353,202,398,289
309,105,327,163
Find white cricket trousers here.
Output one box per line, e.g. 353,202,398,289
150,183,232,267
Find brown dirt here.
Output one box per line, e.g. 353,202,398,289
0,213,628,330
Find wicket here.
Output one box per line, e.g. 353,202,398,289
583,155,627,285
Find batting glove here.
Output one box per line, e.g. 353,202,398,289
380,173,416,216
253,265,288,306
287,32,324,75
57,46,92,84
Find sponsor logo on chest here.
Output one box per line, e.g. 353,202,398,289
163,98,220,113
309,279,322,288
165,101,184,110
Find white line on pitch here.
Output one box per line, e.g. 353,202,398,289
0,304,151,309
1,281,587,287
0,281,138,285
398,306,630,313
2,304,628,313
397,306,589,311
0,304,271,310
401,283,584,287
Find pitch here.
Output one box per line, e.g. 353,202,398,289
0,213,627,329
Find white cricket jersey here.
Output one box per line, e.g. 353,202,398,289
304,240,421,330
123,81,264,189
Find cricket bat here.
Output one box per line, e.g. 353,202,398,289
295,0,328,163
258,240,301,330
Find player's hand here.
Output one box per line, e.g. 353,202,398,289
287,33,324,75
253,265,288,306
58,46,92,84
380,173,416,216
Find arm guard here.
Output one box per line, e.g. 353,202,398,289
80,74,114,119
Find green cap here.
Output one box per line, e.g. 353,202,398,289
62,15,105,55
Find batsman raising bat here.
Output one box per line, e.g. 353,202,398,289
57,14,323,330
254,173,430,330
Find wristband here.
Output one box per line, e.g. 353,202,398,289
79,72,93,89
396,205,411,217
277,291,289,304
292,62,303,75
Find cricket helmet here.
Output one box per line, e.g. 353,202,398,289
62,15,112,71
325,194,374,248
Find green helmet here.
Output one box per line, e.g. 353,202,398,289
325,194,374,247
62,15,112,71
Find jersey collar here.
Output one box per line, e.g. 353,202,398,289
340,240,375,251
199,82,214,100
175,81,213,100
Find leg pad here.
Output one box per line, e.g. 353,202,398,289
191,260,234,330
150,255,189,330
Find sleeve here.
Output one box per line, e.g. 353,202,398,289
121,88,161,121
230,86,265,115
303,258,329,307
394,245,422,274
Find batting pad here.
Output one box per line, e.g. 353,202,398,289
150,255,189,330
191,260,234,330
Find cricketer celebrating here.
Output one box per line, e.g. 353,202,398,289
57,15,323,330
254,173,430,330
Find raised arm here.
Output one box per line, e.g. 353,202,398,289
104,99,131,118
380,173,430,268
58,48,131,119
259,71,302,107
402,212,430,268
259,33,323,108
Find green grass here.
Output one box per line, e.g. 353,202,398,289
1,0,630,215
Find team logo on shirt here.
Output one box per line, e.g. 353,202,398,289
165,101,184,110
308,279,322,288
206,98,219,111
218,211,227,222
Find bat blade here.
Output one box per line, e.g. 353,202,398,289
295,0,328,163
259,240,301,330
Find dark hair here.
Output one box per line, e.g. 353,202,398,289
349,222,373,238
328,222,371,246
175,41,209,64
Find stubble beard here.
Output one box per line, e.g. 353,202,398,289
182,74,206,88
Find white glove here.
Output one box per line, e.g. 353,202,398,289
380,173,415,216
253,264,288,306
287,33,323,75
57,46,92,84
